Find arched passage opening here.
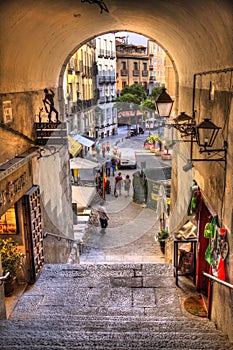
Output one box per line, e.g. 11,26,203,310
58,30,179,118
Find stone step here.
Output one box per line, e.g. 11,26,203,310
6,315,218,332
0,325,231,350
0,263,232,349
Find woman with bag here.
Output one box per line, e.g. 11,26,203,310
114,172,123,197
97,201,109,231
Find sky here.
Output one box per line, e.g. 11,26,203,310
115,31,148,46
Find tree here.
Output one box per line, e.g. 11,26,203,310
140,99,156,135
151,86,163,102
140,99,156,111
120,83,147,104
115,84,147,132
116,93,140,105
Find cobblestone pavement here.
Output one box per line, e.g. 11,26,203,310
80,137,169,264
80,172,165,264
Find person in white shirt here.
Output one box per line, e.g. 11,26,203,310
97,201,109,230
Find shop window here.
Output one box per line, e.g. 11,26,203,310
0,205,18,235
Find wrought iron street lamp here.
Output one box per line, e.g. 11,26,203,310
195,118,221,149
155,88,227,169
155,88,174,118
173,112,196,136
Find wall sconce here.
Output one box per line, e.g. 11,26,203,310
195,118,220,149
156,89,227,170
173,112,196,137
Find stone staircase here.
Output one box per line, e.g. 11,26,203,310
0,263,232,349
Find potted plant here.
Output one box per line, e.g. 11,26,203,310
156,229,169,254
161,141,172,160
0,238,25,296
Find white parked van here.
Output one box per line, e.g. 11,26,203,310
118,148,137,169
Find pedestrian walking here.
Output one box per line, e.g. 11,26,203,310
96,142,101,156
105,158,111,177
114,172,123,197
97,201,109,231
124,174,131,197
101,143,106,158
106,141,111,153
105,178,111,194
95,171,102,192
111,157,117,176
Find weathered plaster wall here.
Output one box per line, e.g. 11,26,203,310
32,148,73,239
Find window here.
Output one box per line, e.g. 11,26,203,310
0,205,17,234
122,61,126,70
143,63,147,70
122,81,127,89
134,62,138,70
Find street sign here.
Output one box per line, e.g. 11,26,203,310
34,122,67,146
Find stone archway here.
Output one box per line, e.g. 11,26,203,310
0,0,233,340
0,0,232,100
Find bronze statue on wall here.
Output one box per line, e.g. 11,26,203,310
43,88,59,123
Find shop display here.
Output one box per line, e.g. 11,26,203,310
204,218,229,281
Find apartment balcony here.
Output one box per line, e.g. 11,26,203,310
142,70,148,76
120,69,128,76
104,50,111,58
103,76,110,83
98,49,104,57
68,58,77,72
133,70,140,76
98,76,105,84
99,96,105,104
79,60,84,72
110,76,116,83
110,51,116,59
93,63,98,75
149,75,156,81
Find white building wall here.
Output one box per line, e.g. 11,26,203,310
95,33,117,138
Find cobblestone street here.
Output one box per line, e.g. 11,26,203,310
80,163,166,264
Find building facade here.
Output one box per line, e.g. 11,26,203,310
147,40,166,94
95,33,118,139
115,38,150,96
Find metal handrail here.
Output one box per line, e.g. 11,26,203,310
43,231,78,244
202,272,233,289
0,272,10,285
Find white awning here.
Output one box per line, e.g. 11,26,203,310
68,136,82,157
72,186,96,210
70,158,97,169
71,135,95,147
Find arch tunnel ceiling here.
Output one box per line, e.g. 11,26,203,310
0,0,232,93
